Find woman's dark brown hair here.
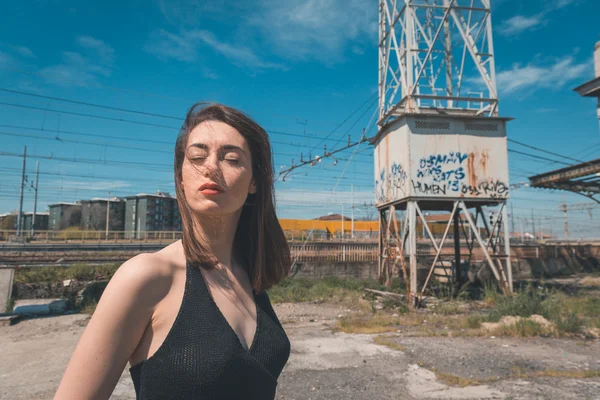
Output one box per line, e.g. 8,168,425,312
174,103,290,293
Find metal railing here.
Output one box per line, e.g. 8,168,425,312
0,230,182,243
1,230,379,244
291,242,377,262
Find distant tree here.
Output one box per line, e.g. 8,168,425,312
1,214,17,230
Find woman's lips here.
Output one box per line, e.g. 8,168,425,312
198,182,225,195
199,188,222,195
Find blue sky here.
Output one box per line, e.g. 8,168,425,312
0,0,599,237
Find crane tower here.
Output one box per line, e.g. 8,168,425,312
372,0,512,304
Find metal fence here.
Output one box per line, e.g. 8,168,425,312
0,230,182,243
1,230,378,244
289,242,378,262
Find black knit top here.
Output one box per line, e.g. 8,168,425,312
129,262,291,399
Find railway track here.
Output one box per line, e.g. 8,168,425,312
2,242,597,267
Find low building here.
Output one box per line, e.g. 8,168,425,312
125,192,179,238
80,198,125,231
22,212,49,232
48,202,82,231
173,201,182,231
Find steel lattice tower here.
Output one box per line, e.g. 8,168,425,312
374,0,512,304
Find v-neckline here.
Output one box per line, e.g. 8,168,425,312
195,264,260,353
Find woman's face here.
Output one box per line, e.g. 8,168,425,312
181,120,256,217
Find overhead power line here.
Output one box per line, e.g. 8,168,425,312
507,149,571,166
508,138,586,164
0,101,178,129
0,113,374,147
0,88,183,121
0,123,375,157
308,92,378,155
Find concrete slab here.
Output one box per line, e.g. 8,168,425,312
13,299,67,315
0,268,15,312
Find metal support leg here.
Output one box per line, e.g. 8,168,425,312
459,201,508,293
453,208,462,286
501,205,513,293
408,201,417,306
419,202,458,302
378,209,385,281
415,203,439,252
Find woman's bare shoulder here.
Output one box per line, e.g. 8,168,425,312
110,251,181,306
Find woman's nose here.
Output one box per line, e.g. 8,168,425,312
205,152,218,167
202,153,220,175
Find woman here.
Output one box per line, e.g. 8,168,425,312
54,103,292,399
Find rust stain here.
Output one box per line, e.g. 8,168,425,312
479,149,489,176
385,135,389,201
467,152,477,187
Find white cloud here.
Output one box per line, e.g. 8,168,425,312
498,0,579,37
498,14,544,36
39,36,114,87
555,0,577,7
189,30,285,70
157,0,246,27
145,29,285,71
152,0,376,65
496,56,589,94
0,43,35,59
249,0,376,62
12,45,35,58
144,29,196,62
76,36,114,65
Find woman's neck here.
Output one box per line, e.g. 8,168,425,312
192,209,242,267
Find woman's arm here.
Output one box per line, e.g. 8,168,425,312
54,253,171,400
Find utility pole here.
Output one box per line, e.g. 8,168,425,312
16,145,27,236
31,161,39,237
510,202,515,239
351,184,355,239
561,199,569,239
105,191,111,240
341,203,345,241
531,209,536,240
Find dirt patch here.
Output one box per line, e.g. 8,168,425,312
1,303,599,400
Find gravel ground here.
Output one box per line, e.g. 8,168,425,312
1,302,599,400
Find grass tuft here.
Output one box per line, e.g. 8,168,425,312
434,371,482,387
493,319,547,337
15,263,120,284
373,335,406,351
335,314,400,334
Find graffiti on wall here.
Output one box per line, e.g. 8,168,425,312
375,162,408,203
416,151,468,192
375,168,386,203
376,151,508,202
413,151,508,199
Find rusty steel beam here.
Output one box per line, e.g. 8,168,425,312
529,158,600,187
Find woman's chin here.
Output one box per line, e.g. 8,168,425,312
191,202,240,216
